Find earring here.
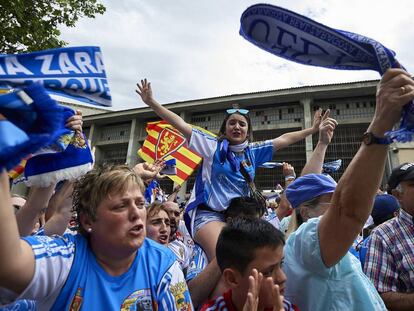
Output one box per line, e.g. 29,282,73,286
87,228,92,233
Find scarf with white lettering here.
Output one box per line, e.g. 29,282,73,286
240,4,414,142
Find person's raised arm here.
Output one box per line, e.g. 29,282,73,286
318,68,414,267
188,258,222,309
0,170,35,293
43,181,74,236
301,109,337,175
282,162,296,187
15,184,55,236
136,79,192,140
272,109,322,152
167,184,181,202
133,159,165,185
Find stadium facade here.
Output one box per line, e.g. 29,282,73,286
82,79,414,194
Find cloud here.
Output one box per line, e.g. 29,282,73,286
60,0,414,110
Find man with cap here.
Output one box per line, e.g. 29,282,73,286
280,67,414,310
371,193,400,227
363,162,414,310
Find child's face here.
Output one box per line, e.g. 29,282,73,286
239,245,286,309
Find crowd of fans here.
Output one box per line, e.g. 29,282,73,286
0,68,414,310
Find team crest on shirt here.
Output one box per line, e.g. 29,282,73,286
69,287,83,311
155,128,185,159
170,282,192,311
121,289,157,311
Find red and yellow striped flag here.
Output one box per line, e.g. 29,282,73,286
138,121,205,185
8,156,31,181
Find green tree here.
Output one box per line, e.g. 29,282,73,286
0,0,106,54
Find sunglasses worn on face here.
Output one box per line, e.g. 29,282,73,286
226,108,249,115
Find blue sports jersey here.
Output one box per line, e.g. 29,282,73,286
186,244,209,282
144,180,166,204
185,128,273,235
0,298,36,311
4,234,192,310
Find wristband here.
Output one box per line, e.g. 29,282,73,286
284,174,296,181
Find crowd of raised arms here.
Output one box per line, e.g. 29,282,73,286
0,68,414,311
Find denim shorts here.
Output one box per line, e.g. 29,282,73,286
193,208,226,235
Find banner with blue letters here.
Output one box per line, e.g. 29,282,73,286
0,46,111,107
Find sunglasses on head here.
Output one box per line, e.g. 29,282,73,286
226,108,249,115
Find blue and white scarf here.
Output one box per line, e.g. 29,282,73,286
240,4,414,142
323,159,342,174
219,139,249,172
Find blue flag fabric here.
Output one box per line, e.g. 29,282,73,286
260,162,283,169
0,46,111,107
240,4,414,142
322,159,342,174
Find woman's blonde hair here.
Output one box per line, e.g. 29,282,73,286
73,164,145,236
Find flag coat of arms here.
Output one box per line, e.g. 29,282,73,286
138,121,203,185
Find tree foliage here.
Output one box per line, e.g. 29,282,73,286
0,0,106,54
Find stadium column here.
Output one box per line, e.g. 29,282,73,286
301,98,314,161
87,123,103,165
126,118,141,166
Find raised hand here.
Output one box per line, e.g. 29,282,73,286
133,159,166,183
242,269,263,311
282,162,295,178
136,79,155,106
372,68,414,135
318,109,338,145
276,193,293,220
65,110,83,133
311,108,323,133
270,284,284,311
47,181,74,217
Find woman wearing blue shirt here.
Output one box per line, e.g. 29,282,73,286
136,79,323,260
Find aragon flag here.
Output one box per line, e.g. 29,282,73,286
138,121,206,185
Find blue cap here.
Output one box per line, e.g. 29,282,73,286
371,194,400,225
285,174,337,209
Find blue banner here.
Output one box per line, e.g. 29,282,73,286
240,4,396,74
0,46,111,107
240,4,414,142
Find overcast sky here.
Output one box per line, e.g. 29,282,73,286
60,0,414,111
